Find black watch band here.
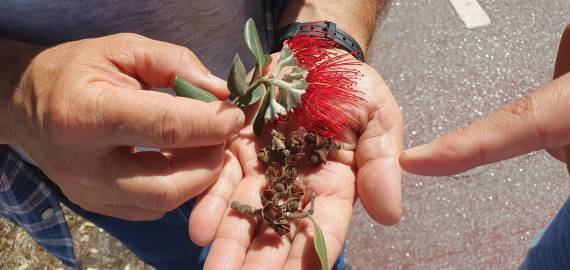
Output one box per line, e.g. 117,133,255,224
272,21,365,62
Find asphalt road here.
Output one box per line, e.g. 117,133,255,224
346,0,570,269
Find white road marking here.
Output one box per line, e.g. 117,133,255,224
449,0,491,29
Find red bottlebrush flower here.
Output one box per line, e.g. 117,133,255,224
281,35,363,140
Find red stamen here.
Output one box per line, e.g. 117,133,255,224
282,35,363,140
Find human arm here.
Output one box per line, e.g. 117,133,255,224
399,23,570,176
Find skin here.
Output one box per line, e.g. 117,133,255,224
1,1,402,268
189,1,404,269
399,23,570,177
0,34,245,220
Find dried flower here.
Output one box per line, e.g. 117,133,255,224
231,130,333,236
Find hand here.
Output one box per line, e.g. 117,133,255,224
400,24,570,176
7,33,245,220
189,61,404,269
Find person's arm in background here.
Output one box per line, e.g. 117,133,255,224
400,22,570,270
553,24,570,174
400,23,570,176
0,34,245,220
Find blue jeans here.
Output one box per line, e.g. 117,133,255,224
58,192,348,269
519,197,570,270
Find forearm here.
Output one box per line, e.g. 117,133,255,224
0,38,43,144
279,0,390,55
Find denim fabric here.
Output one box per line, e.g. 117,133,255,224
519,197,570,270
59,193,208,269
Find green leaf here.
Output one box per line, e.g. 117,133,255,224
252,87,269,138
250,64,261,86
263,54,273,70
235,84,265,107
244,18,265,70
310,216,328,270
172,75,218,102
228,54,247,97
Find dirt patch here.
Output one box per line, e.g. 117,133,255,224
0,206,151,269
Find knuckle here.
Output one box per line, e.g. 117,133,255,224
172,46,198,66
188,116,223,144
437,127,485,164
212,118,232,140
153,103,184,146
498,95,536,119
111,32,146,42
175,46,197,60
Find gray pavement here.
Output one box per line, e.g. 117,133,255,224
346,0,570,269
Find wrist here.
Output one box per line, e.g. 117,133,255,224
273,21,365,62
278,0,377,54
0,40,43,145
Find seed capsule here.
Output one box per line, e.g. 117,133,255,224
286,200,300,212
274,183,285,193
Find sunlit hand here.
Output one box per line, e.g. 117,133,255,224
189,61,404,269
7,33,245,220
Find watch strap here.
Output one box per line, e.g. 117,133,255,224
273,21,365,62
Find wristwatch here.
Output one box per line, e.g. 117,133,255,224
272,21,365,62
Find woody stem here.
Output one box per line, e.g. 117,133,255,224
283,192,316,219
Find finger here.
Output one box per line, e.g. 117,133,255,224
103,33,229,99
95,146,225,212
203,175,265,270
189,150,243,246
554,23,570,174
400,73,570,176
282,196,353,270
243,161,355,270
79,202,166,221
354,70,404,225
86,83,244,148
242,225,291,270
202,131,265,269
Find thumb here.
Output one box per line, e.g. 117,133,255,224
400,73,570,176
105,33,229,99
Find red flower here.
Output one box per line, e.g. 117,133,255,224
280,35,363,140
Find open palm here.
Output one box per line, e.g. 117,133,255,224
189,63,403,269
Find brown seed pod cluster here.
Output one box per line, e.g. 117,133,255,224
231,129,340,236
